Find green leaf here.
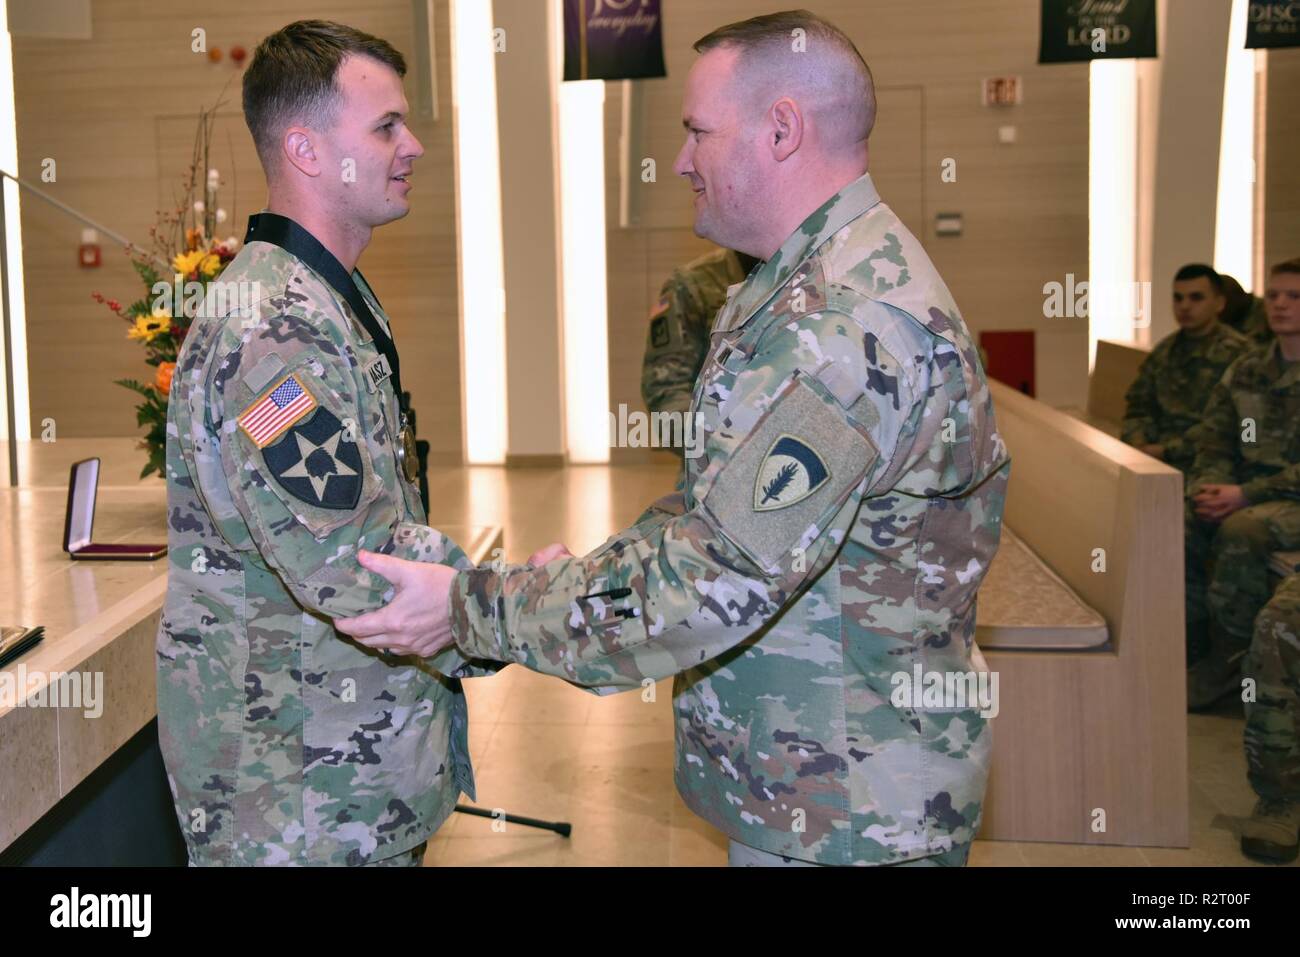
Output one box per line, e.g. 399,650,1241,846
131,258,164,291
114,378,154,399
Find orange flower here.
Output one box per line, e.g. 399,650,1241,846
155,361,176,395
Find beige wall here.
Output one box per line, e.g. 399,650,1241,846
495,0,566,462
1145,0,1232,343
1264,48,1300,273
14,0,465,462
604,0,1092,465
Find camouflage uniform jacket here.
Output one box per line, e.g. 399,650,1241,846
1190,340,1300,503
1121,322,1251,472
157,221,476,866
448,174,1010,865
640,247,750,436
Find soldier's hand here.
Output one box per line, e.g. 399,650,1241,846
1192,483,1249,522
528,542,574,566
334,551,457,658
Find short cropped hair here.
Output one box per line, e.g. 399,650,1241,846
694,10,876,144
1174,263,1225,295
243,20,406,170
1270,258,1300,278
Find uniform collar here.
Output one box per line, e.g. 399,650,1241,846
1265,339,1300,388
1175,321,1222,347
351,269,391,336
717,172,882,332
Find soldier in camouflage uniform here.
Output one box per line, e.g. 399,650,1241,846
1122,264,1250,473
1185,259,1300,711
340,12,1008,867
157,21,483,866
1241,574,1300,862
1222,273,1274,347
640,247,759,457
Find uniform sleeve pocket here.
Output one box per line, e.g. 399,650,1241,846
700,370,879,572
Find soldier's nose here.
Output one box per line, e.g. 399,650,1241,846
673,143,693,178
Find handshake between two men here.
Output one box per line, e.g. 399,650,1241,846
335,541,574,660
157,11,1004,868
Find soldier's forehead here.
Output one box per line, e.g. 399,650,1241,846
682,105,725,129
337,67,408,117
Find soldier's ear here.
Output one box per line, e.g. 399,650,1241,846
769,98,803,163
282,127,322,178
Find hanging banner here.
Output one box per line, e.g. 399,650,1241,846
563,0,667,82
1039,0,1158,63
1246,2,1300,48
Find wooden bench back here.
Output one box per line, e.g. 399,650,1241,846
1087,339,1150,428
990,379,1182,651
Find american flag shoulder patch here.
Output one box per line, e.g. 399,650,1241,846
237,373,318,449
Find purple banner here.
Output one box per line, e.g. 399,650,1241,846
563,0,667,82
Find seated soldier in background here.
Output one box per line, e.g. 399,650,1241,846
1221,273,1274,347
1122,263,1250,473
1185,258,1300,710
1241,573,1300,863
640,247,760,458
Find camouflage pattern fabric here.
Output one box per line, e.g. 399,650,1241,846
361,840,428,867
1185,341,1300,655
727,839,970,867
640,247,753,457
1121,321,1250,472
445,173,1010,865
1244,574,1300,801
1186,501,1300,656
157,219,485,866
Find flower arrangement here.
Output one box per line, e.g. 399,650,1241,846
94,103,240,478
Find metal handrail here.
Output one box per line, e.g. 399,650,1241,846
0,169,164,486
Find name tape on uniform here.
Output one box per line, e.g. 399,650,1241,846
364,355,393,393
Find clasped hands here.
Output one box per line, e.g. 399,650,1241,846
334,541,574,657
1190,483,1248,523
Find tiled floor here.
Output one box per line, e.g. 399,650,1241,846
418,462,1294,867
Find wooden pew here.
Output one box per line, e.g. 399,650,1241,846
978,380,1188,848
1082,338,1151,436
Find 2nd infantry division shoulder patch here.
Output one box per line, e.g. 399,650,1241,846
754,435,830,511
261,406,363,511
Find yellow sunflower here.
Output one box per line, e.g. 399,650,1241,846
128,307,172,343
172,249,205,276
197,252,221,277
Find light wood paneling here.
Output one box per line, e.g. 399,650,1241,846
14,0,464,462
